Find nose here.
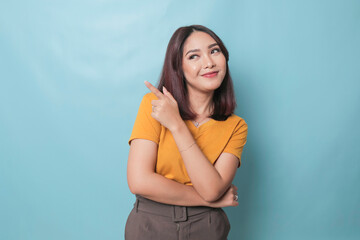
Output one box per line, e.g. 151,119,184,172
203,54,215,69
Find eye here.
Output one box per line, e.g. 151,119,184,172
189,54,199,60
211,48,221,54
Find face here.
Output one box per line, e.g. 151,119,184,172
182,31,227,94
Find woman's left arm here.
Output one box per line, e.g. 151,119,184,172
145,81,244,202
172,125,239,202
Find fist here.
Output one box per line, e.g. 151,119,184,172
145,81,183,132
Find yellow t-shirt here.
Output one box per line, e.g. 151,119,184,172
129,93,248,185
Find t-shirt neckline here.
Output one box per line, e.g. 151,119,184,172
186,118,216,131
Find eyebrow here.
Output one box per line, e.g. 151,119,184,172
185,43,219,56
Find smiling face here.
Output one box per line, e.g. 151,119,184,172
182,31,227,94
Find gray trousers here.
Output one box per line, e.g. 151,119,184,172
125,195,230,240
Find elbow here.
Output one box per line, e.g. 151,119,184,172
203,195,218,203
127,177,144,195
201,188,223,203
128,183,139,195
128,170,155,195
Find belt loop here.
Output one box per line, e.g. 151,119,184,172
183,206,187,221
134,197,139,213
172,205,188,222
208,210,212,225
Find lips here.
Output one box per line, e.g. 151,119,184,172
201,71,219,78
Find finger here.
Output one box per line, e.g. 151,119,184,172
144,81,163,99
151,105,157,113
151,100,162,107
163,86,177,103
151,111,158,119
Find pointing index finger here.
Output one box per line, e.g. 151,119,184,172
144,81,163,99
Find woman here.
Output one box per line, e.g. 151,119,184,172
126,25,248,240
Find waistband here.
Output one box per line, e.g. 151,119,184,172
134,195,214,222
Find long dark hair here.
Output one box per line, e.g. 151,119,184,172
157,25,236,121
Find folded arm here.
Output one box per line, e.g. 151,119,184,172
171,123,239,202
127,139,238,207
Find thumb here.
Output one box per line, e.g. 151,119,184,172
163,86,177,103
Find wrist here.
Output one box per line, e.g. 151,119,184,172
169,117,186,133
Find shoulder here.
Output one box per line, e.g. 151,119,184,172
129,92,161,145
143,92,158,101
226,114,245,123
220,114,248,164
138,92,158,110
224,114,247,127
224,114,248,136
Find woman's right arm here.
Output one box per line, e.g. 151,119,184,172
127,138,238,207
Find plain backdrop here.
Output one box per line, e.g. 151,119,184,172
1,0,359,239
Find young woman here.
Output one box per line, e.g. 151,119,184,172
125,25,248,240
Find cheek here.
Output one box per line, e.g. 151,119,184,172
219,71,226,82
182,64,189,77
219,57,227,70
183,63,198,77
190,65,198,73
219,62,227,80
220,63,227,77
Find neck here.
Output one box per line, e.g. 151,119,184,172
188,89,214,118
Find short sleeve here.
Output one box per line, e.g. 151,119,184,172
223,118,248,167
128,93,161,145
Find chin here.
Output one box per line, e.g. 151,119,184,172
209,79,224,89
203,83,223,92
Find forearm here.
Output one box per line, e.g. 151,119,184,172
127,131,237,207
170,122,227,201
128,139,211,206
129,171,211,206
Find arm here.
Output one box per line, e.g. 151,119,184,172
127,139,239,207
171,122,239,202
145,82,241,202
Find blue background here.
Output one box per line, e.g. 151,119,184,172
1,0,359,239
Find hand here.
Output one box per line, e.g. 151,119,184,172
208,184,239,208
144,81,183,132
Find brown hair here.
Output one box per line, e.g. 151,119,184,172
157,25,236,121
